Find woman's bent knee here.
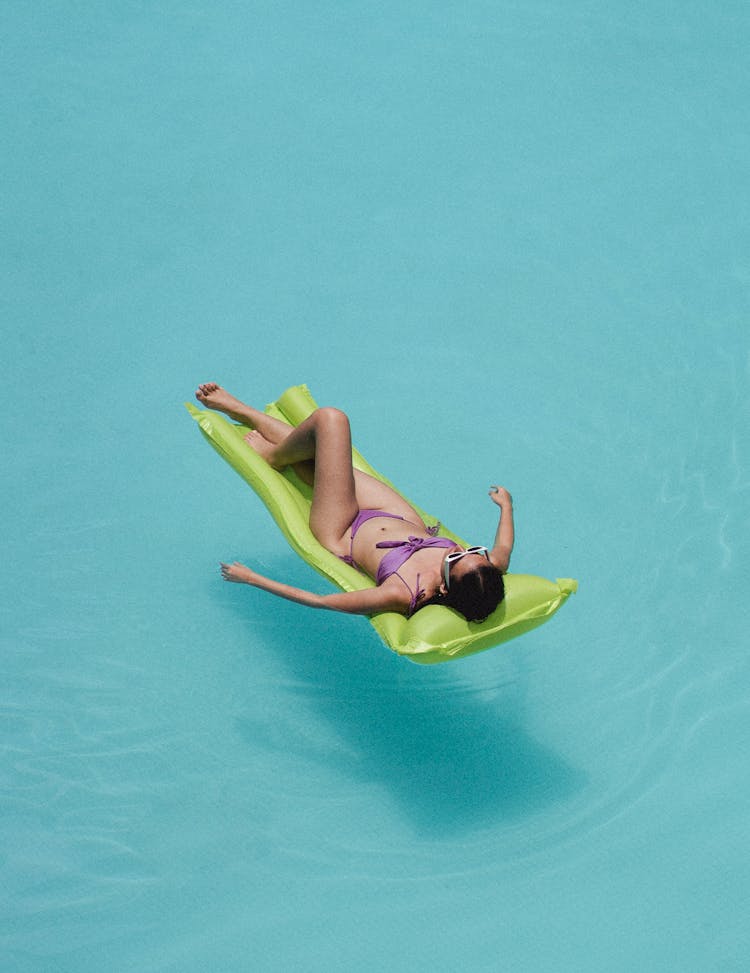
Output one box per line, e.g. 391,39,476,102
315,406,350,430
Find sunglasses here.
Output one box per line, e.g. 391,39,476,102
443,546,491,588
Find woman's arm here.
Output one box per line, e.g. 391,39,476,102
488,486,514,573
219,562,406,616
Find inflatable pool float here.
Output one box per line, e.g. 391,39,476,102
186,384,577,664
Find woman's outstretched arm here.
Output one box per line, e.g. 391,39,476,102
220,563,405,616
488,486,514,572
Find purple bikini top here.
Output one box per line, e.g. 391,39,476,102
375,535,456,585
376,535,456,615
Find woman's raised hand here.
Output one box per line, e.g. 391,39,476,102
220,561,258,585
489,486,512,507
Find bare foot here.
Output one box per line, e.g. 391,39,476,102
195,382,249,420
243,429,281,468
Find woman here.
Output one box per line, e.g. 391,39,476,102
196,383,514,623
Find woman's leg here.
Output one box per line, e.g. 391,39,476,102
196,385,358,549
252,407,359,550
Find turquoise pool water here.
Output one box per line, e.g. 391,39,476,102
4,2,748,970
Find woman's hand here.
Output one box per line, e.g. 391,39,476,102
489,485,512,508
220,561,258,585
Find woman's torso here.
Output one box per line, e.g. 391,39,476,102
347,515,457,613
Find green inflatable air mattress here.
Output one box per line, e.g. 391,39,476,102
186,384,577,664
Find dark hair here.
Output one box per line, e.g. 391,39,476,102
443,562,506,623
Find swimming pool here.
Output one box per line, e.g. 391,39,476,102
3,2,748,970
